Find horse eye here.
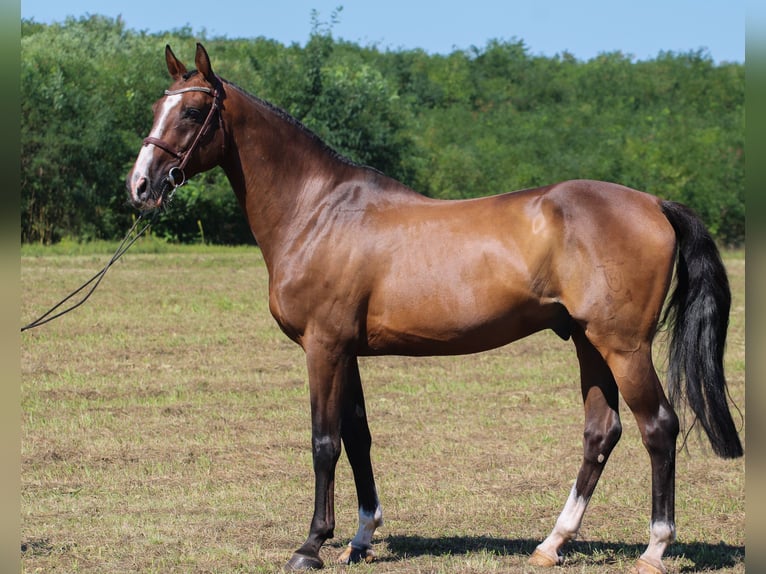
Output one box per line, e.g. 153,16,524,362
183,108,203,121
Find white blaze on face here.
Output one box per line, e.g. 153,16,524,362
130,94,183,202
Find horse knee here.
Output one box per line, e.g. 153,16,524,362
583,413,622,463
313,434,342,468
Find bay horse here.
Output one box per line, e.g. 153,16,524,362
127,44,743,573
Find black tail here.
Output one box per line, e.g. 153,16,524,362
660,201,743,458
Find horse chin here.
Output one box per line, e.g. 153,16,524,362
145,197,165,211
130,195,162,213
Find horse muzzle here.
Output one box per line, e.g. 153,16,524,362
128,171,179,211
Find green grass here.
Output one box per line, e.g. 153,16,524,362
21,246,745,573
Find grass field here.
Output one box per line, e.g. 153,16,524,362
21,242,745,573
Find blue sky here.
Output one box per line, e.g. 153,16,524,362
21,0,745,63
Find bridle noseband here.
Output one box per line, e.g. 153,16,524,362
142,81,224,192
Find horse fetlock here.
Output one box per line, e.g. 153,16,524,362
349,505,383,545
337,545,376,565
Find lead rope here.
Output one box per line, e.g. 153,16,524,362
21,211,158,332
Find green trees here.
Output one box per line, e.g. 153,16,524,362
21,16,744,245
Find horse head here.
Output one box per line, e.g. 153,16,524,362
127,43,226,210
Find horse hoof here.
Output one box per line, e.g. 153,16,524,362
337,545,376,564
284,551,324,571
528,548,561,567
631,557,666,574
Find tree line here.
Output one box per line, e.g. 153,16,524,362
21,14,744,245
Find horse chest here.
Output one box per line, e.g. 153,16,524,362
267,268,365,347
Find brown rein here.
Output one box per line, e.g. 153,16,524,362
142,82,224,189
21,211,158,332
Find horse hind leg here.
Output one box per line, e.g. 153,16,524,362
530,325,622,566
604,347,679,574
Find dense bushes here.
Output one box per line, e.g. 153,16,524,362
21,15,744,245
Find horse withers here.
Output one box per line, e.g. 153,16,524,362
126,44,743,573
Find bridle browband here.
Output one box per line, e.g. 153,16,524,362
142,80,225,192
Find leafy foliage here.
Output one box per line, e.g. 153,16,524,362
21,15,744,245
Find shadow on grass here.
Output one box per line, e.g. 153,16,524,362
383,535,744,570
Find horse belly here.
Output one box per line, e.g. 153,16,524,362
363,281,560,356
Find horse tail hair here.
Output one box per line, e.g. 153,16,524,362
659,200,743,458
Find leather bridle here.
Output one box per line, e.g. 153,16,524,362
142,80,224,190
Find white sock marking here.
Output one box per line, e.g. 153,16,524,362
640,520,675,565
349,505,383,550
535,485,590,561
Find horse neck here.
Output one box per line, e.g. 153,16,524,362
219,85,356,267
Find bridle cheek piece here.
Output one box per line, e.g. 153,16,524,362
142,82,224,193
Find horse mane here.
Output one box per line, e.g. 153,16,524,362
209,75,378,173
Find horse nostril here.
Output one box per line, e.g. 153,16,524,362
135,176,148,200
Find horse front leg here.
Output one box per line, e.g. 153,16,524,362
285,347,347,571
337,356,383,565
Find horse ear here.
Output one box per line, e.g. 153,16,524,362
165,45,188,80
195,43,216,83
